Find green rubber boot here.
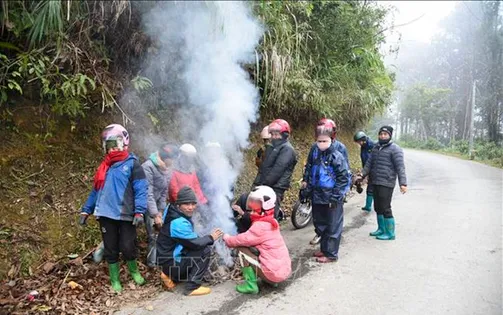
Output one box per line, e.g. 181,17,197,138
376,218,395,240
369,214,385,236
126,260,146,285
361,195,373,211
108,262,123,293
236,266,259,294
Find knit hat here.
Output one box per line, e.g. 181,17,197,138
379,126,394,138
159,144,179,160
176,186,198,205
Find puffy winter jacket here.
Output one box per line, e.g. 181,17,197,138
303,144,350,205
142,159,169,218
169,170,208,204
156,204,214,265
360,137,375,168
223,221,291,283
253,139,297,191
81,154,148,221
362,142,407,188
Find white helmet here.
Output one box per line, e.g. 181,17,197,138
247,185,276,212
260,126,271,140
179,143,197,157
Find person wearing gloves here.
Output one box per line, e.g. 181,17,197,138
302,118,351,246
354,131,376,212
255,126,272,169
301,120,350,263
142,143,179,267
156,186,224,296
358,126,407,240
79,124,148,293
223,186,291,294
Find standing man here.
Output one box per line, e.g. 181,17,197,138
302,120,349,262
304,118,351,245
253,119,298,221
358,126,407,240
354,131,375,211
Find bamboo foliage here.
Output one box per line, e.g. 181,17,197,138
253,1,394,128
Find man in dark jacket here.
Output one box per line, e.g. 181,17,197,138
302,120,350,263
253,119,298,221
156,186,223,296
302,118,351,245
358,126,407,240
354,131,376,211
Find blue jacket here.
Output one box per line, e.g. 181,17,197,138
333,140,349,163
81,154,148,221
360,137,375,168
156,204,214,265
303,144,350,205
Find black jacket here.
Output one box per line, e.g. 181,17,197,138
156,204,214,266
253,139,298,191
362,142,407,188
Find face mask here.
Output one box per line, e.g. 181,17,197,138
271,139,283,147
379,138,391,145
317,141,331,151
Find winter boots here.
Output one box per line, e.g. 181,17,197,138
236,266,259,294
369,215,385,236
108,261,145,293
160,272,176,291
126,260,146,285
108,262,123,293
376,218,395,240
361,195,373,212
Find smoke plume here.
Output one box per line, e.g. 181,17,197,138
127,2,263,265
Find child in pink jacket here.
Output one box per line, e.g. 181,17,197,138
223,185,291,294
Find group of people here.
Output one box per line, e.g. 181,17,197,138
78,117,407,297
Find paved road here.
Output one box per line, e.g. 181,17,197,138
117,149,502,315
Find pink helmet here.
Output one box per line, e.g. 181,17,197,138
268,119,291,134
101,124,129,152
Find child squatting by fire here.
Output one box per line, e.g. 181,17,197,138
156,185,291,296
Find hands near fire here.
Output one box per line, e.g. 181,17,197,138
210,228,224,241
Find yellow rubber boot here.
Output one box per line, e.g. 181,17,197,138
188,286,212,296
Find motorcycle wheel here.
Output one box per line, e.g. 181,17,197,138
291,200,313,229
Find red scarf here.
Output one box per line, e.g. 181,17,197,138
250,209,279,230
93,150,130,190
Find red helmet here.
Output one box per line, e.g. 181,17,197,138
315,118,337,139
268,119,291,134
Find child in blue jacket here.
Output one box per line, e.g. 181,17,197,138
79,124,148,293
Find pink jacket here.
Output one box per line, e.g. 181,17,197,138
224,221,291,283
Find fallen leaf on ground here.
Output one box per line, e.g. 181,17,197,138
67,281,82,290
